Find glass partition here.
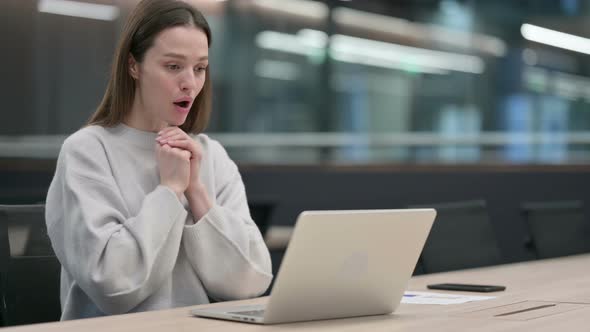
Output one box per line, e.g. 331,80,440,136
2,0,590,164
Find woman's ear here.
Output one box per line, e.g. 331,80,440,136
128,54,139,80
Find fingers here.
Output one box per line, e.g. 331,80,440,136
155,143,170,152
156,128,191,148
155,128,201,158
157,136,194,150
156,131,184,144
165,139,190,149
156,143,191,160
157,127,184,141
163,140,203,160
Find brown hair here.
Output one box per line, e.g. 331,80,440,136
88,0,212,133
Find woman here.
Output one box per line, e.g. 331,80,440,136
45,0,272,320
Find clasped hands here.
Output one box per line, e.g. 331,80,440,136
155,127,210,215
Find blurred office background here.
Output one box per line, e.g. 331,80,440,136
3,0,590,164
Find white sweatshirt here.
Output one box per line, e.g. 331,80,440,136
45,124,272,320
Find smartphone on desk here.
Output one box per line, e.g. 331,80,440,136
427,283,506,293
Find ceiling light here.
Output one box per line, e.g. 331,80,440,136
521,23,590,55
37,0,119,21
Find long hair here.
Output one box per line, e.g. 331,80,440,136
88,0,212,133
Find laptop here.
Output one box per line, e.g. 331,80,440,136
191,208,436,324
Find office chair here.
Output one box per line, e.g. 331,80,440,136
0,204,61,326
248,201,276,237
522,200,590,259
410,200,503,273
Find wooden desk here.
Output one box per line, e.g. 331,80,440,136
3,254,590,331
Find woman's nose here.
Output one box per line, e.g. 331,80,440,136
180,72,197,92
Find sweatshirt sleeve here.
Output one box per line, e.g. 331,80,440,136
182,138,273,301
45,135,187,315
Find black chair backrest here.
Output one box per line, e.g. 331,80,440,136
248,201,276,237
522,200,590,259
0,204,61,326
411,200,503,273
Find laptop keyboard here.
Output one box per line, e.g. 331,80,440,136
230,309,265,317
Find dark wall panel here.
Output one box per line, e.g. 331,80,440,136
1,161,589,264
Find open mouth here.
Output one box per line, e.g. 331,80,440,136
174,101,190,108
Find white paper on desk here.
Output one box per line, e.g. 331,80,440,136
402,291,495,305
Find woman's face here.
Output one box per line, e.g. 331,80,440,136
128,25,208,132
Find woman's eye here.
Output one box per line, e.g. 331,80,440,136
167,64,180,71
195,67,207,73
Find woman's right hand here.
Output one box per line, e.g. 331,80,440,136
156,143,191,198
